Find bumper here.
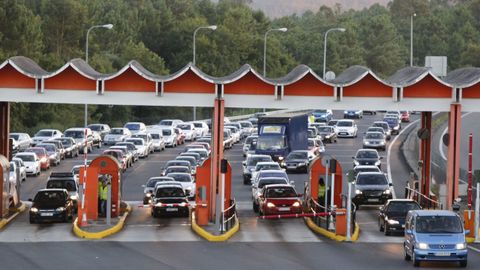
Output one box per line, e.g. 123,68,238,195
30,211,67,222
40,162,49,169
363,143,386,149
263,206,302,216
353,194,392,205
285,164,307,172
414,249,467,262
152,206,189,217
337,131,355,137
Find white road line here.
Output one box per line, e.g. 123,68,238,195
439,112,474,161
468,245,480,253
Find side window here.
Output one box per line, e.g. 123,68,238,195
410,216,415,231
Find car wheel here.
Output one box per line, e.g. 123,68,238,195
404,245,411,261
379,219,384,231
384,224,390,236
243,177,249,185
412,249,419,267
459,261,467,268
29,217,35,224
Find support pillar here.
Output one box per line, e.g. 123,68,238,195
0,102,10,160
419,112,432,196
210,98,224,222
446,104,462,210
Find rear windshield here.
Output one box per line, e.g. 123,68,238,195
416,216,463,233
58,139,73,146
64,131,84,138
17,155,35,162
266,187,297,198
110,129,124,135
126,139,143,145
193,123,203,128
257,164,280,171
258,172,287,179
35,130,53,137
47,180,77,191
258,179,287,188
10,134,19,140
162,129,172,136
356,151,378,159
177,124,191,130
167,173,192,182
247,156,272,166
39,144,55,151
159,120,173,126
337,121,353,127
125,123,141,130
88,125,102,131
240,122,252,128
166,167,189,174
34,191,65,205
156,187,185,197
356,174,387,185
386,202,420,213
365,133,384,139
151,133,160,139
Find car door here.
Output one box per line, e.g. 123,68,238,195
404,214,414,254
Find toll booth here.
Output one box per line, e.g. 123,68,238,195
309,157,343,207
0,155,9,218
77,155,121,224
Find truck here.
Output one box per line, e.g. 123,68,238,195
255,113,308,162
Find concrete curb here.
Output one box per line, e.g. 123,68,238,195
0,202,27,230
72,202,131,239
305,217,360,242
191,212,239,242
400,124,420,178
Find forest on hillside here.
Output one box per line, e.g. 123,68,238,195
1,0,480,133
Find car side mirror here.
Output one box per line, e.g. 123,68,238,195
405,229,412,235
290,181,295,185
379,206,384,211
388,183,393,187
380,157,383,160
28,198,32,202
351,156,354,159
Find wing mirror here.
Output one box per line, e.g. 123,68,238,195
28,198,33,202
290,181,295,185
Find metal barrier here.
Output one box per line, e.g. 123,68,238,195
309,197,331,230
341,194,357,235
221,198,237,233
405,183,443,209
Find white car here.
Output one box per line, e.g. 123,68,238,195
158,119,184,128
225,126,240,143
335,120,358,138
250,162,283,183
104,128,132,145
162,128,177,147
147,129,166,151
131,133,154,153
238,121,254,138
124,122,147,134
63,127,94,153
14,152,41,176
192,122,209,138
12,158,27,181
9,132,32,151
125,138,149,158
32,129,63,146
175,123,197,141
166,172,196,199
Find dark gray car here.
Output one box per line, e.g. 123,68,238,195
353,172,392,207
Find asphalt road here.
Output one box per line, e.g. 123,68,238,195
2,111,480,268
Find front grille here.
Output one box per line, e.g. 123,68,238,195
363,190,383,197
429,244,456,250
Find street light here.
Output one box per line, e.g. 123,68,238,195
84,23,114,127
410,13,416,67
263,27,288,77
193,25,217,66
323,27,345,80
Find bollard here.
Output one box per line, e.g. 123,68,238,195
346,182,352,242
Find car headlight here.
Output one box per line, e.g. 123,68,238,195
344,110,348,114
379,141,385,145
41,157,47,163
292,201,301,207
354,160,359,166
267,202,275,208
456,243,467,250
416,243,428,250
56,207,66,212
278,156,284,161
145,193,152,198
375,160,381,166
393,126,399,130
355,189,362,195
155,202,163,207
383,189,391,194
298,162,306,166
70,195,79,201
30,207,38,213
364,141,370,145
387,219,399,225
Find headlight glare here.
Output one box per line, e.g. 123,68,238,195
456,243,466,250
417,243,428,250
267,202,275,208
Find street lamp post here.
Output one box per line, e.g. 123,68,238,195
263,27,288,77
323,28,345,80
410,13,416,67
192,25,217,121
84,23,113,127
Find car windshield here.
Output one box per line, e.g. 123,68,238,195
166,167,189,174
266,187,297,198
259,172,287,179
386,202,420,213
168,174,192,182
287,152,307,160
159,120,173,126
17,155,34,162
177,124,191,130
125,123,141,130
318,127,332,132
39,144,55,151
368,128,383,133
34,191,65,206
416,216,463,233
373,123,388,130
156,187,185,197
355,167,380,174
193,123,203,128
110,129,124,135
247,157,272,166
10,134,20,140
47,180,77,191
356,151,378,158
88,125,102,131
240,122,252,128
127,139,143,145
36,131,54,137
151,133,160,139
337,121,353,127
28,148,45,156
162,129,172,136
147,179,163,187
356,174,388,185
384,118,398,124
64,131,84,138
167,161,189,167
257,136,286,151
258,179,287,188
58,139,72,146
366,133,384,139
245,137,257,144
256,164,280,171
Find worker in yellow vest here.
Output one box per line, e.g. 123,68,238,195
318,177,327,207
309,114,315,124
99,179,108,217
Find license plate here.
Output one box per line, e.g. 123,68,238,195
435,252,451,256
287,166,296,169
40,213,54,216
278,207,290,211
166,208,178,212
340,132,347,135
367,198,379,202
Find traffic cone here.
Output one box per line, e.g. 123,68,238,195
80,212,88,227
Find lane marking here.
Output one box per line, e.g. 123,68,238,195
439,112,473,161
468,245,480,253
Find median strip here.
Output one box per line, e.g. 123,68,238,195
0,202,27,230
191,211,239,242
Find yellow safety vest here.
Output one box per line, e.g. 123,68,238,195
318,184,326,197
99,185,108,200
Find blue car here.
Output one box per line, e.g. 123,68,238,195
343,110,363,119
383,117,400,135
404,210,468,267
312,110,332,123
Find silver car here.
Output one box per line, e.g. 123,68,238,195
363,132,387,151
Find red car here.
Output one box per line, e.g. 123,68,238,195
400,111,410,122
258,184,302,216
103,149,127,172
174,128,185,145
25,147,50,170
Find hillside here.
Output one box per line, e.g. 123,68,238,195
249,0,390,18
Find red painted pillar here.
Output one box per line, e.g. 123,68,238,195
446,104,462,210
210,98,224,221
0,102,10,160
419,112,432,196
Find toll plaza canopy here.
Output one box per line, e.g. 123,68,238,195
0,56,479,111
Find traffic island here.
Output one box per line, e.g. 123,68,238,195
305,217,360,242
191,212,239,242
73,201,131,239
0,202,27,230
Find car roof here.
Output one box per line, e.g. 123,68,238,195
258,177,288,181
37,188,66,192
365,132,384,135
264,184,295,189
410,210,457,217
357,171,384,176
166,166,190,169
354,165,380,170
248,154,271,159
256,161,279,166
16,152,36,156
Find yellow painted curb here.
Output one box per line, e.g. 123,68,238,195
0,202,27,230
191,212,239,242
72,203,131,239
305,217,360,242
